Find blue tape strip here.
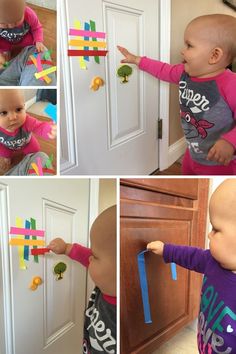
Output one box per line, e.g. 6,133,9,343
171,262,177,280
84,22,90,61
24,220,30,261
137,250,152,324
44,103,57,122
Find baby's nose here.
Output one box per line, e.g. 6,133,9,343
9,112,17,121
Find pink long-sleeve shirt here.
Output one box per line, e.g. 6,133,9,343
0,6,43,52
0,114,53,158
139,57,236,166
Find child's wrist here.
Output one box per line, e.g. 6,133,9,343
135,56,141,66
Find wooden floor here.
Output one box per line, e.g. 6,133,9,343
153,161,182,175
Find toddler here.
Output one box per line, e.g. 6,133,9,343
118,14,236,175
147,179,236,353
48,205,117,354
0,89,56,175
0,0,45,68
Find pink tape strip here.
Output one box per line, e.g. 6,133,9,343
69,28,106,39
36,157,43,176
10,227,45,237
36,54,44,82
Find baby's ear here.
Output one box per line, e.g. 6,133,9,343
209,47,224,65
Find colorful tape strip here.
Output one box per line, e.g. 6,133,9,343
171,262,177,280
29,55,51,84
90,20,99,64
16,217,27,270
9,239,46,246
31,218,39,263
44,103,57,122
10,226,44,237
31,248,50,255
74,20,87,70
23,220,31,261
69,28,106,38
83,22,90,61
36,157,43,176
68,50,108,57
69,39,107,48
137,250,152,324
34,66,57,79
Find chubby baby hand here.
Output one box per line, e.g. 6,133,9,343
48,238,69,254
207,139,235,166
146,241,164,256
48,124,57,139
117,46,141,66
0,52,9,69
36,41,46,53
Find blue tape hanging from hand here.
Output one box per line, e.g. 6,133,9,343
171,262,177,280
137,250,152,324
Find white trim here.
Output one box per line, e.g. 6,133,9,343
168,137,186,167
86,179,100,305
0,184,14,354
59,0,78,174
159,0,171,171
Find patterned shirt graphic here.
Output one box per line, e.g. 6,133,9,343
164,244,236,354
139,58,236,166
83,288,116,354
0,22,30,43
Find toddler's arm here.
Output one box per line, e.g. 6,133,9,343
48,238,92,268
117,46,184,84
24,115,57,140
25,6,44,49
147,241,209,274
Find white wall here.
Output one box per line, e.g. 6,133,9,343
27,0,57,10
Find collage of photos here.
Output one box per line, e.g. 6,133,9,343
0,1,236,354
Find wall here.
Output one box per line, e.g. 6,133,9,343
99,179,117,213
169,0,236,145
27,0,56,10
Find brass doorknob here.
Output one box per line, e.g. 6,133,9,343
29,276,43,291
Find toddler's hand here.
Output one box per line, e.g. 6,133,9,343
146,241,164,256
48,124,57,139
117,46,141,66
207,139,235,166
36,41,46,53
48,238,71,255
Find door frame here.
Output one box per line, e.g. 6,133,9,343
0,183,14,354
60,0,171,174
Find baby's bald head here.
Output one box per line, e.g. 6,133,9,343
0,0,25,24
90,205,116,260
187,14,236,64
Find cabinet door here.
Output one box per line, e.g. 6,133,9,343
120,178,209,354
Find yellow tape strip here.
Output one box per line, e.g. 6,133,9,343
69,39,107,48
35,66,57,79
31,163,39,176
16,217,27,270
74,20,87,70
29,55,52,84
10,239,46,246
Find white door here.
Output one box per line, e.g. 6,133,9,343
0,179,91,354
60,0,160,175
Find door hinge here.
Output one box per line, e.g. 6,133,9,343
157,119,163,139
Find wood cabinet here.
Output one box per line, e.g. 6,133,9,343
120,178,209,354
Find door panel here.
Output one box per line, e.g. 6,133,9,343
1,179,90,354
60,0,159,175
120,178,209,354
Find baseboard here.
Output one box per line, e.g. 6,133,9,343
25,96,37,110
168,137,186,166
